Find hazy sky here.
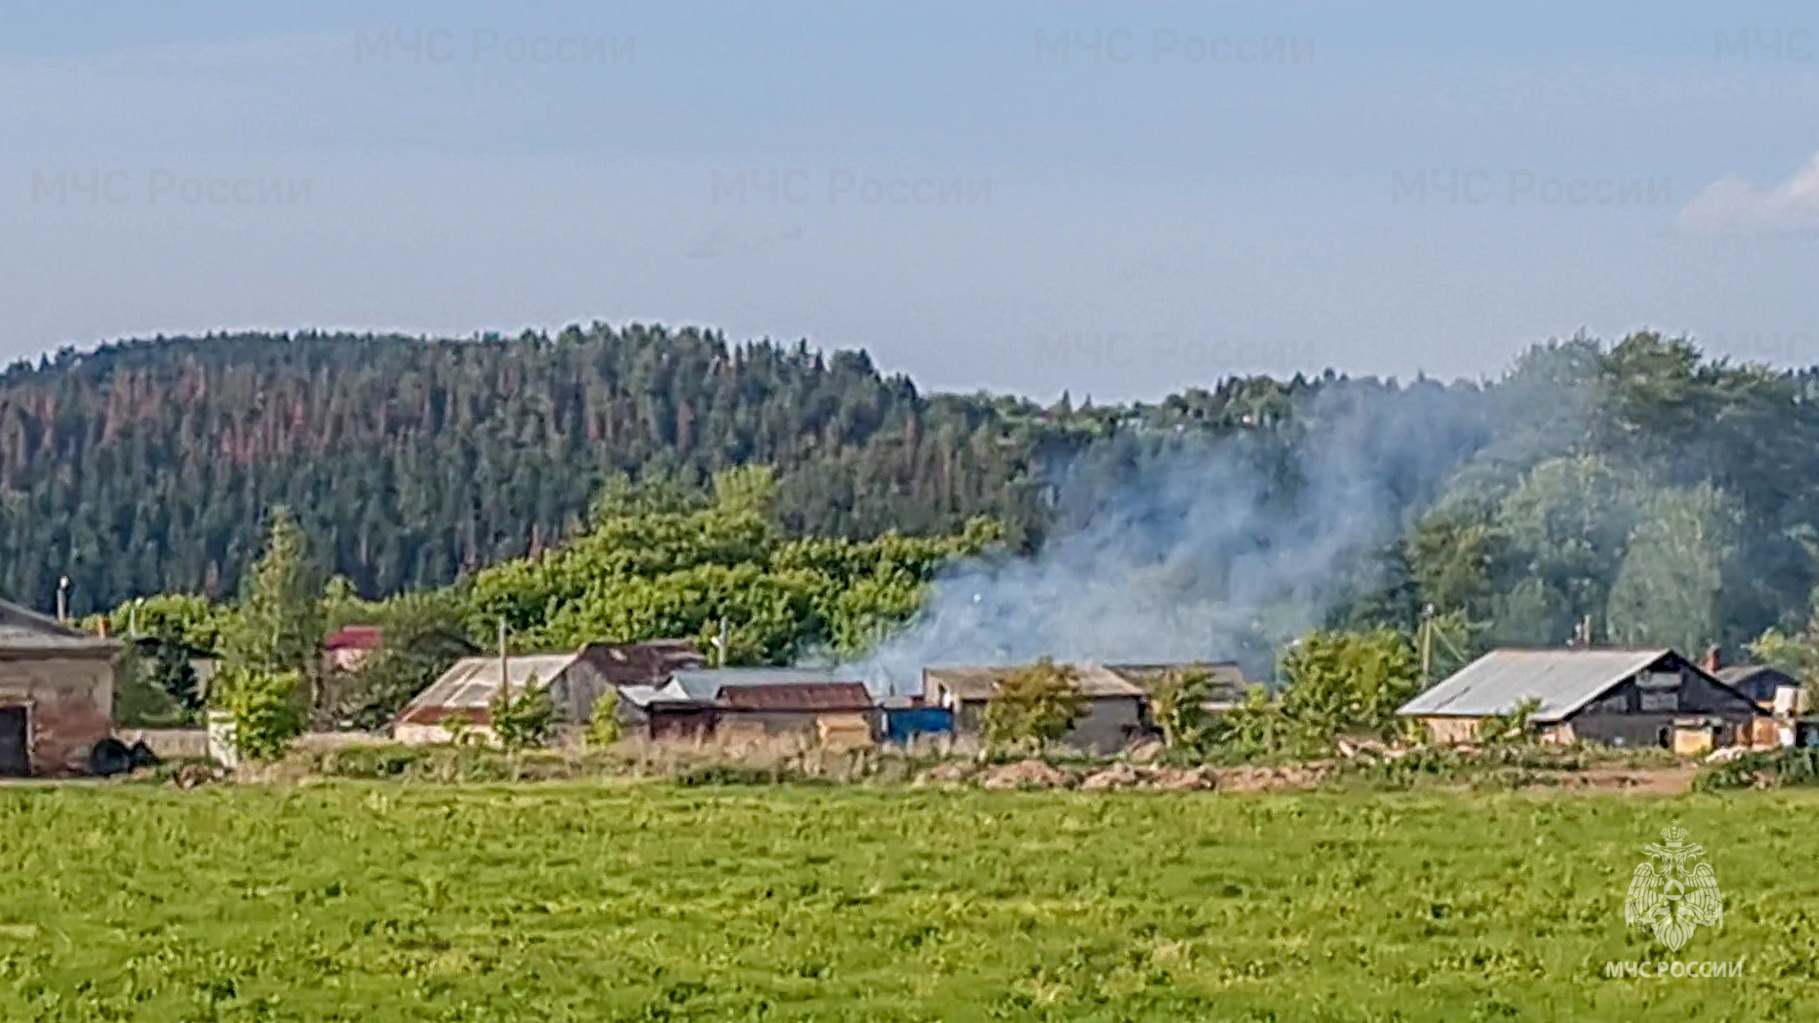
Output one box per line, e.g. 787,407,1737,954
5,0,1819,401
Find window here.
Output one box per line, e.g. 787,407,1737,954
1639,689,1678,712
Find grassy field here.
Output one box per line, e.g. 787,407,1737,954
0,783,1813,1021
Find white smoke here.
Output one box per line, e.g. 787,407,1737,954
848,381,1484,695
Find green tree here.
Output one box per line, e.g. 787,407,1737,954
1606,485,1733,654
1151,667,1214,749
981,658,1086,749
1279,629,1420,743
219,507,325,675
211,665,305,761
490,677,556,751
586,689,622,747
332,592,476,730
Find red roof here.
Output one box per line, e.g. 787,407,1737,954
716,682,872,713
326,626,384,651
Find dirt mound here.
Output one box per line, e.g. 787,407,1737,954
913,761,978,788
978,759,1073,790
1081,764,1144,790
1212,764,1326,792
1147,766,1217,791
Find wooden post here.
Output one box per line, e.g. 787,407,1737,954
498,617,510,704
1420,604,1434,687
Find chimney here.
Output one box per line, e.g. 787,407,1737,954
1702,645,1722,674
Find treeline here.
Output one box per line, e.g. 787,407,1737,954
97,466,999,731
18,324,1819,679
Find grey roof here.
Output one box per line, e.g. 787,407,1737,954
1398,648,1672,722
666,667,852,701
396,651,583,723
923,663,1147,702
618,683,700,708
0,598,119,654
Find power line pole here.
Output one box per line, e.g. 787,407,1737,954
1420,603,1435,687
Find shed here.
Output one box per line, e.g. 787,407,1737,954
1105,661,1255,713
1397,648,1766,749
393,650,607,744
618,683,716,741
923,663,1152,754
1714,664,1802,709
0,598,119,775
713,682,876,747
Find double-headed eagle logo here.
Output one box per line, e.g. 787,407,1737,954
1624,819,1723,952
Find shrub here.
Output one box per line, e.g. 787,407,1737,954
213,666,306,761
490,678,556,751
982,658,1086,750
586,688,622,748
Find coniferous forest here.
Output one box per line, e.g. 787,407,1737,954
11,323,1819,680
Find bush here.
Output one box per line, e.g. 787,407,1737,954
489,679,556,751
586,689,622,748
213,666,305,761
1693,748,1819,792
982,658,1086,750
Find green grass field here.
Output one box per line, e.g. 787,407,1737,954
0,783,1812,1022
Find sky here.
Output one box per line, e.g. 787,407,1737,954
4,0,1819,402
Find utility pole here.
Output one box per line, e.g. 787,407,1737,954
713,617,729,667
498,617,510,704
1420,603,1435,687
56,576,69,624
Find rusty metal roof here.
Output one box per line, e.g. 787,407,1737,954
586,640,706,687
716,682,873,712
1398,648,1673,722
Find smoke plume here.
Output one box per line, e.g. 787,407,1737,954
849,381,1488,694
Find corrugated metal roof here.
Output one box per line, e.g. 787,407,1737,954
1398,648,1672,722
619,683,700,708
589,640,705,686
923,663,1146,702
395,652,583,725
717,682,873,712
1104,662,1252,699
0,598,119,654
668,667,851,701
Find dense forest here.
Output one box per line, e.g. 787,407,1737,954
12,324,1819,678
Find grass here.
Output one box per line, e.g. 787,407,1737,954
0,783,1814,1021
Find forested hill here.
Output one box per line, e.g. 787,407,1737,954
0,325,1074,612
12,324,1819,668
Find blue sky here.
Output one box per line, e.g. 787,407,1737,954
5,0,1819,400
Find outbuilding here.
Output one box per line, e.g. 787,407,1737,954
923,662,1152,754
0,598,119,775
1398,647,1766,749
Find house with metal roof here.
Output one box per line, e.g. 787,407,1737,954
0,597,119,775
393,640,709,745
1398,647,1765,750
923,662,1153,754
713,682,877,748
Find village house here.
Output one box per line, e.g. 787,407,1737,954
1104,661,1255,714
923,662,1152,754
0,598,119,775
713,682,876,748
393,640,705,744
1398,647,1766,753
323,625,384,673
1698,645,1807,711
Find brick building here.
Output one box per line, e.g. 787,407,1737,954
0,598,119,775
